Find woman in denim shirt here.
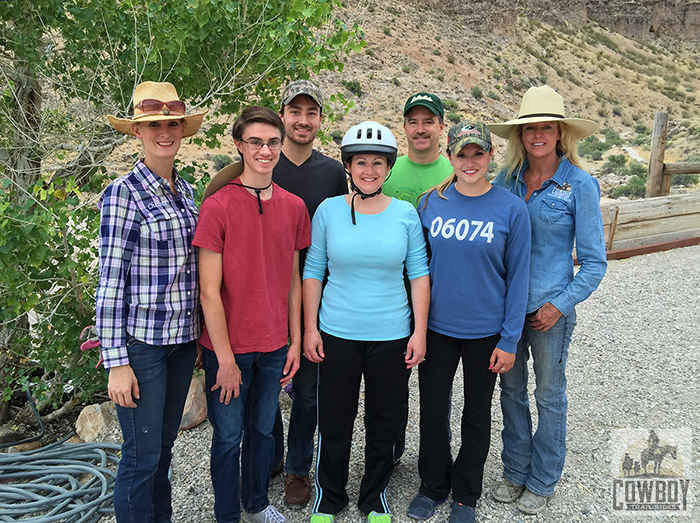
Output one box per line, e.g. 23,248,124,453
489,86,607,514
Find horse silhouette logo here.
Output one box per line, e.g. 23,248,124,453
611,428,692,514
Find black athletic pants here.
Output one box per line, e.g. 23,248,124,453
313,331,409,515
417,329,500,506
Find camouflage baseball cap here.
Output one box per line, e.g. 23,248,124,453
447,121,492,154
403,92,444,118
281,80,323,111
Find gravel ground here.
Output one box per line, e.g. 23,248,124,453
114,244,700,523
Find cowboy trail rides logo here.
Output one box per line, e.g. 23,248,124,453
611,428,692,514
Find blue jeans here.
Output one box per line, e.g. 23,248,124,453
272,354,318,475
113,338,196,523
203,347,287,523
499,311,576,497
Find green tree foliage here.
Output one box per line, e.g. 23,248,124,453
0,0,361,415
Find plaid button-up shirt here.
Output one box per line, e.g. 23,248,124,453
96,161,201,368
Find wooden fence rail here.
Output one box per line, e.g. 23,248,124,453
646,112,700,197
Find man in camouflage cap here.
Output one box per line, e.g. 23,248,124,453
271,79,348,507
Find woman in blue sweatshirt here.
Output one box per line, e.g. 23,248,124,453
408,121,531,523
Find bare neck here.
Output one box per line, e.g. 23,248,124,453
143,156,176,192
239,170,274,200
281,140,313,166
526,153,560,184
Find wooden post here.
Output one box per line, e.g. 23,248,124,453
646,112,668,198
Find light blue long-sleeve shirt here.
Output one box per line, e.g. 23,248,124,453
303,196,429,341
493,158,607,316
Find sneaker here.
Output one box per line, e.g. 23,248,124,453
448,503,475,523
407,493,448,520
285,473,312,506
310,513,334,523
516,489,548,514
242,505,286,523
367,511,392,523
271,461,284,479
492,478,525,503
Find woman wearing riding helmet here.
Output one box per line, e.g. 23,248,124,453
303,121,430,523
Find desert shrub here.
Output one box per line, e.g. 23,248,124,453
487,91,499,100
628,161,647,178
601,154,628,174
578,135,610,160
612,174,646,198
432,49,441,56
365,48,374,56
447,54,455,64
437,73,444,82
446,111,461,123
402,65,410,73
330,129,343,144
505,85,514,94
212,154,233,171
342,79,362,97
601,127,624,146
383,27,391,35
391,77,400,86
443,98,458,110
612,106,622,116
471,86,483,99
672,174,699,186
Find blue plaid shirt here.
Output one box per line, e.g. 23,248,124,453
96,161,201,368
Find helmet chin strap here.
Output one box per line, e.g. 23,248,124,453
349,178,382,225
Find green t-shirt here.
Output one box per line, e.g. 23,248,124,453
384,155,453,208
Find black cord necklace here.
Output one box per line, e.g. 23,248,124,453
231,180,272,214
349,179,382,225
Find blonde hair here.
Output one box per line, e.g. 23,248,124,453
502,122,587,177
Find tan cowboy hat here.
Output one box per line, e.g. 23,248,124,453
488,85,598,140
107,81,207,138
202,162,244,203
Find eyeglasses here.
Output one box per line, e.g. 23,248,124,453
134,99,186,116
240,138,283,151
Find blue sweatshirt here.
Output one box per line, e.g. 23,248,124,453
303,195,429,341
418,184,531,353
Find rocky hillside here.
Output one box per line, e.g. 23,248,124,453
310,0,700,190
112,0,700,197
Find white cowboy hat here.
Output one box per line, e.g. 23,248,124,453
107,81,207,138
488,85,598,140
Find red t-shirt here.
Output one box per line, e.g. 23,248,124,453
193,179,311,354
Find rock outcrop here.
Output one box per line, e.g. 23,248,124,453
404,0,700,40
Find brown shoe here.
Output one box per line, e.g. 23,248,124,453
285,474,311,507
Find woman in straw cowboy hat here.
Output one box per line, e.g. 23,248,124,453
489,86,607,514
97,81,206,523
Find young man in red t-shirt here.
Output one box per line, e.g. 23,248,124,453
193,106,311,523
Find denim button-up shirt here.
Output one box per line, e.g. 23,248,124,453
493,158,607,316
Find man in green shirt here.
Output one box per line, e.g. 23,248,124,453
384,93,454,467
383,92,453,207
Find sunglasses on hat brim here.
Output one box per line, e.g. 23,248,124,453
135,99,186,116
